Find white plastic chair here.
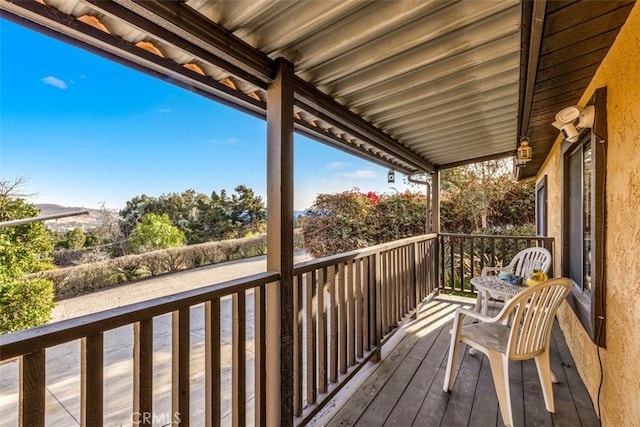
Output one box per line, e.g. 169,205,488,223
475,246,552,312
481,246,552,278
443,278,571,427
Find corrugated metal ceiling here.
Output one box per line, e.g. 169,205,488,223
2,0,524,174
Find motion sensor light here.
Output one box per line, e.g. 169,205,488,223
551,105,595,143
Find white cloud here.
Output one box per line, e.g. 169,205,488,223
325,161,349,170
335,169,378,179
40,76,68,90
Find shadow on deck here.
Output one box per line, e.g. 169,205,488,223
311,296,600,427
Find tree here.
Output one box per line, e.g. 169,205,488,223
230,185,267,234
437,159,535,234
301,189,426,258
0,177,55,333
67,227,86,250
119,186,267,245
127,213,186,254
0,179,54,274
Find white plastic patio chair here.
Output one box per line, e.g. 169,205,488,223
475,246,552,312
481,246,552,278
443,277,571,427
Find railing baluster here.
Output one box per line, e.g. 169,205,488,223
347,261,355,367
449,236,455,290
81,333,103,427
374,252,382,354
470,236,475,278
395,249,400,320
363,256,370,351
383,251,390,333
20,350,45,427
355,258,363,359
293,275,303,416
411,243,418,313
306,270,317,404
318,267,328,393
205,298,221,427
134,319,153,426
232,291,246,426
458,236,464,292
338,262,347,375
172,308,190,426
328,265,338,383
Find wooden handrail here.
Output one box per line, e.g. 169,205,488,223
0,271,279,360
0,233,440,427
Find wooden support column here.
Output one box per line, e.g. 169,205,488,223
265,57,295,427
431,171,440,290
431,171,440,234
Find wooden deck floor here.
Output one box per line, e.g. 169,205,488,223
312,296,600,427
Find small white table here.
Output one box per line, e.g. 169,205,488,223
470,275,527,316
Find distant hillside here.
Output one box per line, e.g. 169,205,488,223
36,203,89,216
35,204,118,232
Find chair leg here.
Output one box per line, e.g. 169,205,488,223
487,352,513,427
443,332,461,392
535,351,555,413
474,292,483,314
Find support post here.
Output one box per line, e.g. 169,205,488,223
431,171,440,234
265,57,295,427
431,171,440,291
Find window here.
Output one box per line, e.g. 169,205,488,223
536,175,547,236
561,87,606,347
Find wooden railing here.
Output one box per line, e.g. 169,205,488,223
292,234,438,424
437,233,554,295
0,234,438,426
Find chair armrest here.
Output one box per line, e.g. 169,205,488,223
454,306,496,324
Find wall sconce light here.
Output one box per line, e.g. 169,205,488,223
516,136,532,165
387,169,396,183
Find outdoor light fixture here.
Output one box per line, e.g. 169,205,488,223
387,169,396,183
516,136,532,165
551,105,595,143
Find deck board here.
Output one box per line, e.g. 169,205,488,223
318,296,599,427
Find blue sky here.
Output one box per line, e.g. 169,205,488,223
0,19,414,212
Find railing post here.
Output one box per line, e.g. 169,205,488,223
172,308,190,426
20,350,45,427
81,333,104,427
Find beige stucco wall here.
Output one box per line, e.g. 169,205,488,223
537,3,640,426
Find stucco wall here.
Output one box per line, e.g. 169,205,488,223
537,4,640,426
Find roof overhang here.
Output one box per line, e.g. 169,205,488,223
1,0,634,177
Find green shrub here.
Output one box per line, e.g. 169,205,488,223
0,276,55,334
26,232,305,299
301,189,426,258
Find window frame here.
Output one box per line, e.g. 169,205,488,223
561,87,607,347
536,175,547,236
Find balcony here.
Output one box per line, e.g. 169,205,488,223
0,233,598,426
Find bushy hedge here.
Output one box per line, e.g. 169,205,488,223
26,231,305,300
301,189,426,258
0,276,55,334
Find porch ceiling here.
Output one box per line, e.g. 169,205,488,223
0,0,634,176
